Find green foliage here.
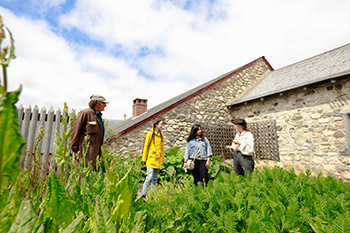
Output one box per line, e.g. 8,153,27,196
155,146,233,184
42,171,75,232
141,167,350,232
0,15,16,95
0,178,28,233
0,89,26,190
8,199,40,233
93,197,116,233
0,15,139,232
53,103,74,168
53,102,75,184
158,147,190,183
208,154,232,179
0,99,143,232
62,211,84,233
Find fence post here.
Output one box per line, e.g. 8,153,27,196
21,105,31,142
50,107,62,171
69,109,76,124
17,104,23,132
55,108,61,136
38,106,46,170
24,105,39,168
43,107,54,170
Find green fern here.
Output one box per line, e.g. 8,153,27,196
327,211,350,233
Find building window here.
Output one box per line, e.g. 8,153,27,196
335,112,350,156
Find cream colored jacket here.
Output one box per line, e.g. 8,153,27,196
230,130,254,155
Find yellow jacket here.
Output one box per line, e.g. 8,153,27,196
142,129,164,169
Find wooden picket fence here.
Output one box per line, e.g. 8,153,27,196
17,104,76,169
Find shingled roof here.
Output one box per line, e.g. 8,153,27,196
227,43,350,106
112,57,271,136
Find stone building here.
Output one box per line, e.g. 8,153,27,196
227,43,350,181
111,57,273,155
111,43,350,182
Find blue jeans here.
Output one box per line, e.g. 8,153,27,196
142,167,160,196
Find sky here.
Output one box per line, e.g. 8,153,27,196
0,0,350,120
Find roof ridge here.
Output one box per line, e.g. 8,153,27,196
274,43,350,71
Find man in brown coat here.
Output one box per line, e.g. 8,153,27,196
69,94,110,170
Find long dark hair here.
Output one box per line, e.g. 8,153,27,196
151,118,163,144
242,125,251,132
186,124,205,142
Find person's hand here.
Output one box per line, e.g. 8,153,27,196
225,145,231,150
183,160,188,169
142,161,146,165
206,160,210,169
232,140,241,145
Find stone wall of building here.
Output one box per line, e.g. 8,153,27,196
228,77,350,182
111,60,272,156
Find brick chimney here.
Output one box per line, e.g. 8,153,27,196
132,98,148,117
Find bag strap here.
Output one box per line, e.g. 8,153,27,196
193,139,201,161
145,130,154,155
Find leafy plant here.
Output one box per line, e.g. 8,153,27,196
53,102,75,184
0,15,25,192
140,167,350,232
0,89,26,190
151,146,233,185
41,171,75,232
158,147,191,184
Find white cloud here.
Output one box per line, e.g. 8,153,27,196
1,5,191,119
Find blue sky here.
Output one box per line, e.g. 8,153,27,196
1,0,350,119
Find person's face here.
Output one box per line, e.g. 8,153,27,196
234,124,244,132
156,121,163,131
196,127,202,136
95,101,107,113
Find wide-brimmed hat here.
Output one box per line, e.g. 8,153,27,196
231,118,247,125
90,94,110,104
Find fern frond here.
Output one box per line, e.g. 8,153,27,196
328,211,350,233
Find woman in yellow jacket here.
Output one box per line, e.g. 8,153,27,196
141,119,164,198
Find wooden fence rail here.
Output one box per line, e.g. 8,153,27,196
17,104,76,169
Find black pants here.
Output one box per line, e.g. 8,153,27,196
192,160,209,186
233,151,255,177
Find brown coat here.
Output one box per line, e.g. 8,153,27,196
69,108,104,170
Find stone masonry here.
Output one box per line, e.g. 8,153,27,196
228,77,350,182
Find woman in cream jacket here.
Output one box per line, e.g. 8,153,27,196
226,118,255,177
